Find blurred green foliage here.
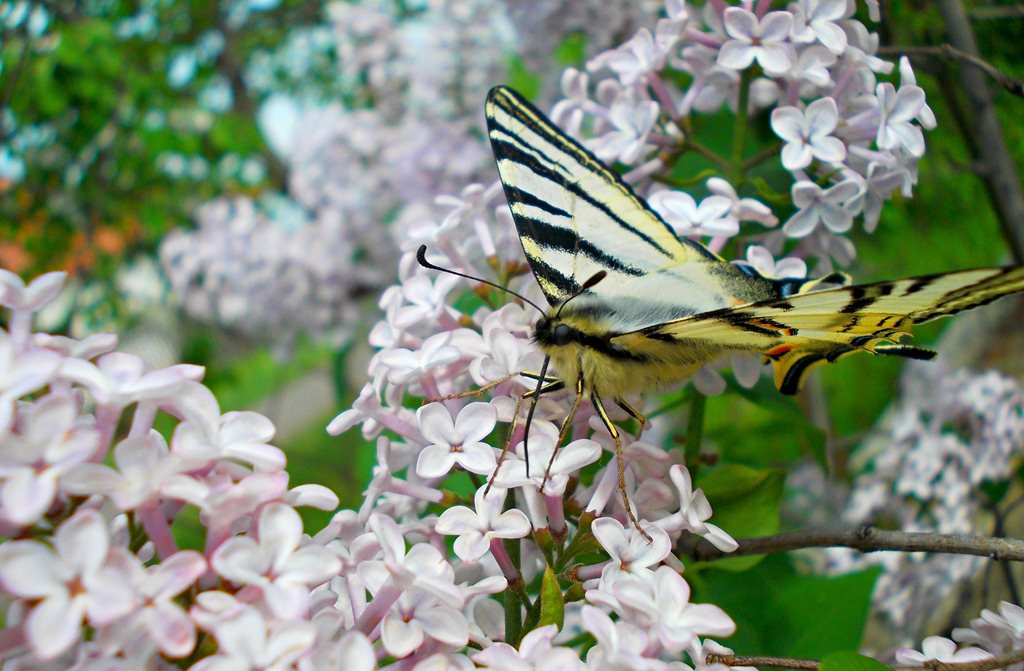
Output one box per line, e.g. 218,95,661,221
0,0,324,278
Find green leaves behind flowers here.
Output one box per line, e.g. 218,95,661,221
700,554,881,660
697,464,785,571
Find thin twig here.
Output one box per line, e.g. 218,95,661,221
708,653,819,669
740,140,784,172
709,647,1024,671
969,5,1024,20
686,526,1024,562
877,44,1024,98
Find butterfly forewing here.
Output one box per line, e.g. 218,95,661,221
485,86,723,308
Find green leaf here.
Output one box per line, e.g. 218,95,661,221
554,32,587,67
696,464,784,570
699,554,881,659
209,113,266,154
723,377,828,469
820,651,892,671
538,565,564,629
504,54,541,102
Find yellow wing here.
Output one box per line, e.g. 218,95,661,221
611,266,1024,394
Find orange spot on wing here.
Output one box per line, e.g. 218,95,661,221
764,344,795,359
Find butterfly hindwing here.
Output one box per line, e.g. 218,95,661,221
613,266,1024,393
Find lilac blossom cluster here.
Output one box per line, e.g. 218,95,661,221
160,0,649,349
827,361,1024,639
0,268,744,669
546,0,933,275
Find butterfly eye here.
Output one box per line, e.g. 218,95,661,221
553,324,573,346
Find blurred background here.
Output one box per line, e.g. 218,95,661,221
1,2,1023,634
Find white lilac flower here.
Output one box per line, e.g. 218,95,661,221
587,93,660,165
0,332,62,438
847,162,910,233
899,56,937,129
59,351,203,411
0,510,136,659
654,465,738,552
783,179,860,237
473,624,586,670
717,8,794,76
590,516,672,589
106,549,206,658
743,244,808,280
790,0,848,54
895,636,993,666
954,601,1024,654
875,81,927,157
376,585,470,658
771,97,846,170
190,605,317,671
590,566,735,653
0,393,98,525
491,420,602,497
212,502,342,619
582,605,667,671
648,190,738,238
587,26,676,86
415,402,498,479
706,177,778,227
61,430,190,512
435,487,531,563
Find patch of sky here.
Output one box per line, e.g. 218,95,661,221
258,94,302,160
115,8,158,39
199,75,233,113
0,147,25,182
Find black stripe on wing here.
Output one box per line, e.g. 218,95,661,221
489,125,678,260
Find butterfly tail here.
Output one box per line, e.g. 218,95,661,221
765,335,936,395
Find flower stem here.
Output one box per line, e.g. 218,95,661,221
684,393,706,472
730,69,753,184
503,537,523,645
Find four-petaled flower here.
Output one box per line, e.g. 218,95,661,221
649,190,738,238
0,510,136,659
416,402,498,478
717,8,794,75
783,179,861,237
212,502,342,619
435,486,531,562
771,97,846,170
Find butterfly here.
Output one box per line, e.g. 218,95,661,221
425,85,1024,531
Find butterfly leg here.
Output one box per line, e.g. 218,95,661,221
592,390,651,542
485,393,524,496
427,370,559,402
540,371,585,490
614,397,646,437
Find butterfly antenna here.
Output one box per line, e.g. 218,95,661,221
521,354,551,478
416,245,546,316
554,270,607,319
